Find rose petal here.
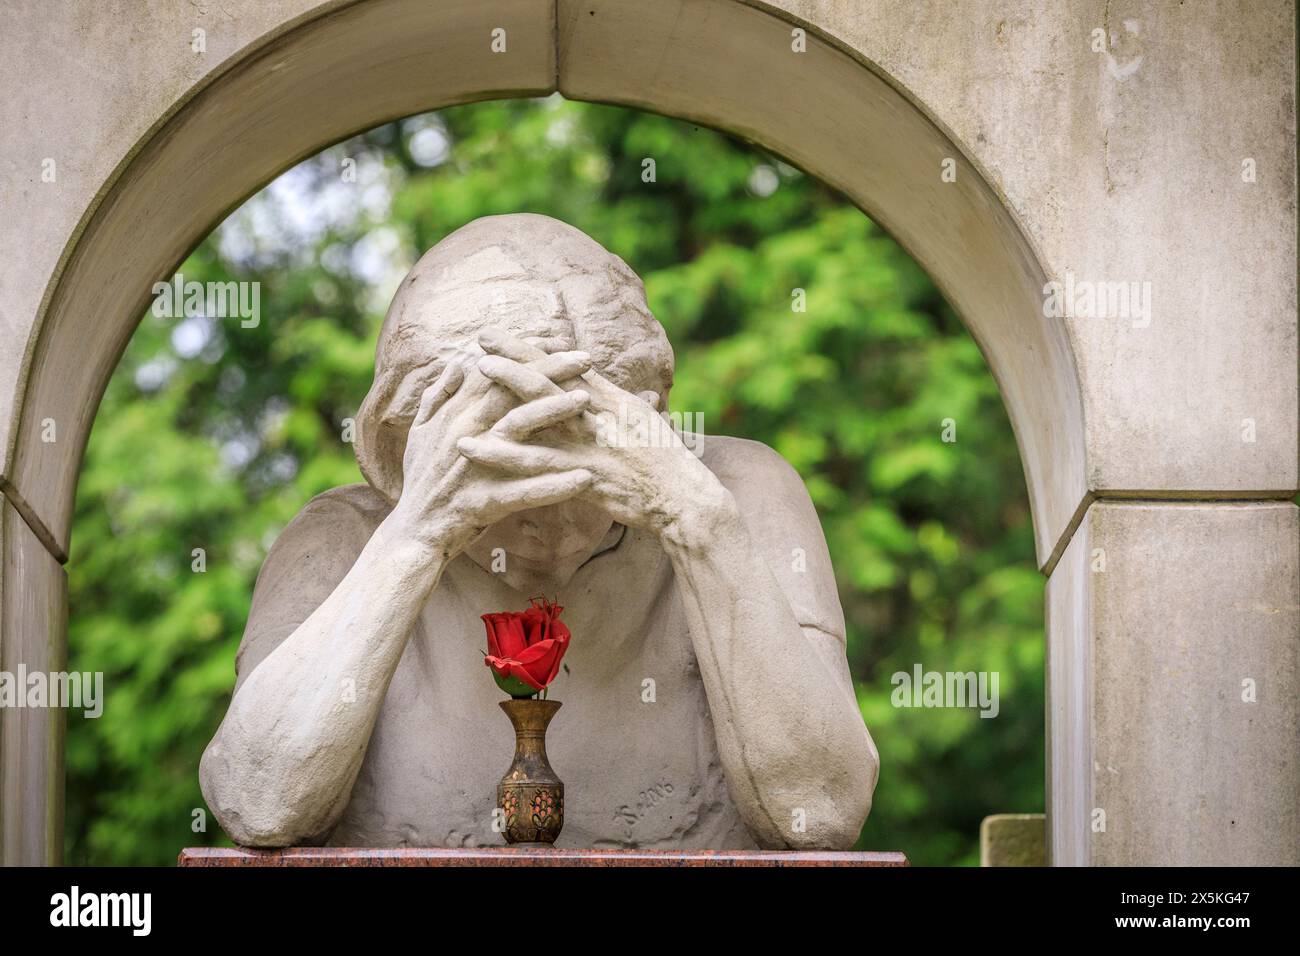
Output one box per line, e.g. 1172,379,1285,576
515,635,568,688
515,645,555,689
485,654,543,691
521,605,551,647
484,600,570,691
483,613,528,658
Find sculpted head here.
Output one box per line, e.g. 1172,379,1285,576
355,214,674,591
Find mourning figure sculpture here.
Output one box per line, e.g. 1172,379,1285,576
200,214,879,849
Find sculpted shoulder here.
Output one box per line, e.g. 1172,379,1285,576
697,434,808,507
696,434,846,641
235,483,392,682
295,482,393,531
263,483,391,575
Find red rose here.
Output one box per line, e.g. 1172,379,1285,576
482,597,571,696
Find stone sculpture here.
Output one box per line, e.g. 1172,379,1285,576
199,214,879,849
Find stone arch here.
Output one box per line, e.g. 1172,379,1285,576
1,0,1089,863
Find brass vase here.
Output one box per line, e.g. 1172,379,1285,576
497,698,564,846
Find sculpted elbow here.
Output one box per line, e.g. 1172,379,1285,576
212,809,296,849
199,740,321,848
829,780,876,850
783,786,874,850
780,738,879,850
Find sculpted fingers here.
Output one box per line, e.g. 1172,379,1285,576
457,434,581,475
532,350,593,384
478,327,543,363
491,390,590,440
411,360,466,427
477,352,591,401
477,328,589,375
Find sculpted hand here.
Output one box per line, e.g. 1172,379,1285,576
389,345,596,555
458,331,733,543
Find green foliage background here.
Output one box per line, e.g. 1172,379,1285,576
66,98,1044,866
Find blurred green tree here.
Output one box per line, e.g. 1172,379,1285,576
66,97,1043,866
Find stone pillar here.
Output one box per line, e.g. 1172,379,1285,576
1048,501,1299,865
0,494,67,865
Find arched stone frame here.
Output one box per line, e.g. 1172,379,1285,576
5,0,1089,570
0,0,1088,866
2,0,1293,867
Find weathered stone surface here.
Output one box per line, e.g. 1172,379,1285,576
774,0,1297,500
980,813,1046,867
1047,501,1299,866
0,0,328,512
2,0,557,560
0,497,67,866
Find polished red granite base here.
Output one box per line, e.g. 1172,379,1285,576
178,847,908,867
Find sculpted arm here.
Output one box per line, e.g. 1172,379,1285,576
655,454,879,849
199,510,449,847
200,353,596,846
